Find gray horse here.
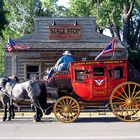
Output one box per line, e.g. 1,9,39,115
0,77,49,122
0,77,15,121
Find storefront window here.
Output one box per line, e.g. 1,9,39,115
26,65,39,79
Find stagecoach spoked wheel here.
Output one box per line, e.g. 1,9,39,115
110,81,140,122
53,96,80,123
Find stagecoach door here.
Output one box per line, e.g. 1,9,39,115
92,66,108,97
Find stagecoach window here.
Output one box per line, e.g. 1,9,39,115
93,67,104,76
114,67,123,79
75,69,85,82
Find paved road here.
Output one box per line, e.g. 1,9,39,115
0,112,140,140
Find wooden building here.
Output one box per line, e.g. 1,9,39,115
4,17,127,80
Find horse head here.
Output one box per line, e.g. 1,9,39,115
0,77,10,89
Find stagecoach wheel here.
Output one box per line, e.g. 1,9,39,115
110,81,140,122
53,96,80,123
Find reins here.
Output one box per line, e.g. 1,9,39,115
0,88,30,102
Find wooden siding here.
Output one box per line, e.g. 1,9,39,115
4,56,12,77
4,17,126,80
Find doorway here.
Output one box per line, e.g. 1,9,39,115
25,64,40,80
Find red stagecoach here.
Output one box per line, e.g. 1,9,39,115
46,59,140,123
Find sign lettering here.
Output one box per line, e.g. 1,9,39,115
49,24,81,39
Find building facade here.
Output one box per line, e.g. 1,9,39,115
4,17,126,80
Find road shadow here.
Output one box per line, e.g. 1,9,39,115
1,116,140,124
75,116,122,123
75,116,140,123
0,116,58,124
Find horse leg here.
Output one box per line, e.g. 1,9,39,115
33,106,42,122
7,105,12,121
38,108,43,120
7,104,15,120
30,96,42,122
2,104,7,121
7,98,15,120
11,104,15,119
1,96,8,121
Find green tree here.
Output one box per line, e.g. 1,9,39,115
0,0,7,38
41,0,68,16
0,0,8,76
67,0,140,50
0,0,45,76
4,0,36,35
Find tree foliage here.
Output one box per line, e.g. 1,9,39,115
67,0,140,49
4,0,38,35
41,0,68,16
0,0,44,76
0,0,7,38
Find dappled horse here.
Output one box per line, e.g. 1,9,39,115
0,77,14,121
0,77,49,122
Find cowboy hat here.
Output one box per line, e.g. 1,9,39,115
62,50,72,55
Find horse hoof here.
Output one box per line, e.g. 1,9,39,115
1,118,6,121
7,117,11,121
1,119,5,122
12,114,15,119
33,119,37,122
33,118,41,122
44,107,52,115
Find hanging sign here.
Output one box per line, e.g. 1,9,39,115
49,24,81,39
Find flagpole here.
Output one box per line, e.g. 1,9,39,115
8,35,16,75
112,49,115,59
7,36,16,76
11,50,14,75
112,37,116,59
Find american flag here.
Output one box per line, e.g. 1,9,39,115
7,38,15,52
6,37,30,52
95,38,115,60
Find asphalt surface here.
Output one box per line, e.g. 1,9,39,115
0,112,140,140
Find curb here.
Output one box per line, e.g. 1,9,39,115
0,111,115,118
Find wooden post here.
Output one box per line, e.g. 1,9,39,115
11,52,17,75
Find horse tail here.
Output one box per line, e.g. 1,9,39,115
38,81,47,110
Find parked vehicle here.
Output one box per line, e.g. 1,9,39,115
47,59,140,123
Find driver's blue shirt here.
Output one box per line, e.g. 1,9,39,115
55,55,75,70
47,55,75,78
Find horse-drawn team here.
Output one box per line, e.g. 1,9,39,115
0,50,74,122
1,50,140,123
